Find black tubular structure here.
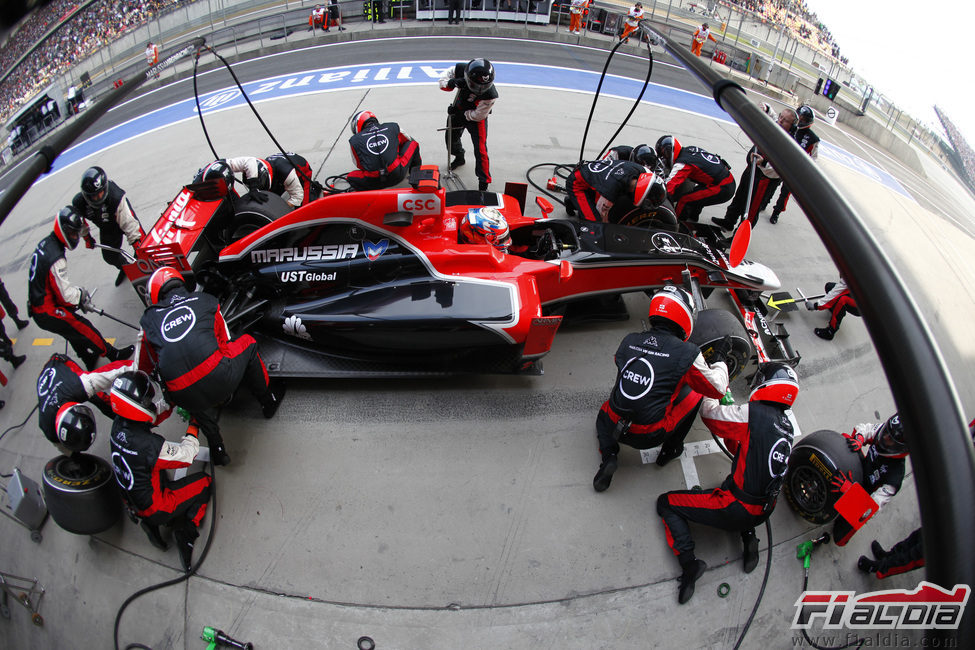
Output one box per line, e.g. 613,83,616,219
0,38,205,229
643,27,973,644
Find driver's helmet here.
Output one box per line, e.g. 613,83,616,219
648,285,695,340
110,371,158,423
629,144,659,170
749,362,799,407
80,166,109,206
634,172,667,209
54,205,84,250
464,59,495,94
193,159,236,194
874,413,908,458
55,402,96,453
460,207,510,251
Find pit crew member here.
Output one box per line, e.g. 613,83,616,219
440,58,498,192
656,135,735,223
346,110,422,191
224,154,318,209
565,159,664,223
657,362,798,604
28,207,135,370
592,286,729,493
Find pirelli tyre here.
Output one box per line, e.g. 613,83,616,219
783,429,864,525
42,453,121,535
690,308,753,380
230,191,291,241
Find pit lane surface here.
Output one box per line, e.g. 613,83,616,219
1,33,973,649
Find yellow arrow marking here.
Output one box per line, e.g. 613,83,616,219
33,338,55,346
766,295,798,311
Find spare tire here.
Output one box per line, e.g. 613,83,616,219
783,429,864,525
690,308,753,380
42,454,121,535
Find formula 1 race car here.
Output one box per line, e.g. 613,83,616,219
123,167,798,377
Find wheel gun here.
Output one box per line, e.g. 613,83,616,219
202,626,253,650
796,532,831,578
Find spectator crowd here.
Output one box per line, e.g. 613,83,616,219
935,106,975,191
0,0,188,124
720,0,847,64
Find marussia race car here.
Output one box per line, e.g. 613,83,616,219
123,167,798,377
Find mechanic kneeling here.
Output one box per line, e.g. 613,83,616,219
136,267,285,466
109,370,210,570
656,362,799,604
592,286,728,493
346,110,422,191
565,159,665,223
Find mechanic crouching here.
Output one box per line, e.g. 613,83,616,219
657,362,799,604
135,267,286,466
346,110,422,191
109,370,210,570
565,159,665,223
592,286,728,492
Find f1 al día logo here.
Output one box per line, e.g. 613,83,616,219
793,582,970,630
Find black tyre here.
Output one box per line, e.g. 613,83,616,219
690,308,753,380
783,429,864,525
42,454,121,535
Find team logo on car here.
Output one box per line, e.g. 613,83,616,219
366,133,390,155
651,232,683,255
283,314,312,340
161,305,196,343
364,239,389,261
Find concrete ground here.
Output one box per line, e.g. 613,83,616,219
1,30,973,650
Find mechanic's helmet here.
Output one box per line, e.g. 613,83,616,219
648,285,695,341
874,413,908,458
193,159,235,193
250,159,272,191
460,207,511,252
654,135,682,170
797,105,815,129
55,402,96,453
464,58,495,94
147,266,185,304
629,144,658,170
634,172,667,210
80,166,109,206
110,370,157,423
351,110,379,135
748,362,799,407
54,205,84,250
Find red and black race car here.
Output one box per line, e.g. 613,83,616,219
124,167,796,377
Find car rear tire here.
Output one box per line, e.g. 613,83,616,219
783,429,864,525
42,454,121,535
690,308,752,380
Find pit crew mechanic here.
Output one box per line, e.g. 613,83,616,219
71,166,145,285
656,135,735,224
109,370,211,570
440,58,498,192
830,413,908,546
28,207,135,371
36,353,133,454
135,267,286,467
657,362,800,604
591,287,730,493
224,153,318,209
565,158,664,222
346,110,422,191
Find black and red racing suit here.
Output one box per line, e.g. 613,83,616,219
440,63,498,187
566,159,646,222
663,145,735,222
347,122,422,191
71,180,144,270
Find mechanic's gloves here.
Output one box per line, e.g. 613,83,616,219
309,180,324,200
447,104,459,116
843,432,865,453
830,471,856,495
84,233,97,249
244,189,269,204
78,288,95,313
445,78,457,90
708,335,732,366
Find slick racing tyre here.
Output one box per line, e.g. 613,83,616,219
42,453,121,535
783,429,864,525
690,308,752,380
230,191,291,241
